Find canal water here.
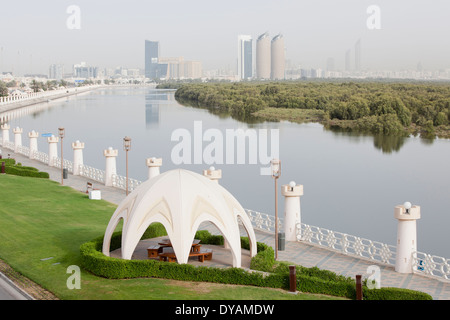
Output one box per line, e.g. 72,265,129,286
3,86,450,258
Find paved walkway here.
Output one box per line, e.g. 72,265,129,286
2,150,450,300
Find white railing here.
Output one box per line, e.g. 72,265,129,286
0,85,100,108
298,223,397,266
78,164,105,184
111,174,143,192
53,157,74,173
413,251,450,281
33,150,49,164
16,145,30,157
245,209,282,233
2,140,15,151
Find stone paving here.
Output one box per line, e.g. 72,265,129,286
2,149,450,300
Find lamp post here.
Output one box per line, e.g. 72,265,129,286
58,127,65,185
271,158,281,260
123,136,131,196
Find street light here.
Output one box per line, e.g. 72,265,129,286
58,127,65,185
123,136,131,195
271,158,281,260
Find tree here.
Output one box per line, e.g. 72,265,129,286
0,81,8,97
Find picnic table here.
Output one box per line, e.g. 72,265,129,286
147,239,213,262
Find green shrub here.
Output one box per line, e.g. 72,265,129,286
5,165,49,178
363,287,432,300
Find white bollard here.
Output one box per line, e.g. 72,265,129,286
281,181,304,242
146,157,162,180
202,166,222,184
13,127,23,153
394,202,421,273
104,147,118,187
28,130,39,159
1,123,10,146
47,135,59,167
72,140,85,176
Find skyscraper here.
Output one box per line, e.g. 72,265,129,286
345,49,351,72
145,40,167,79
237,35,253,80
271,34,285,80
256,32,271,79
355,38,361,71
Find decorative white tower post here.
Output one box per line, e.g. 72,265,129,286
13,127,23,153
104,147,118,187
202,166,222,184
47,135,59,167
281,181,304,242
146,157,162,180
1,123,10,147
394,202,421,274
72,140,85,176
28,130,39,159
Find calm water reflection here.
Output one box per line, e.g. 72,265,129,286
3,86,450,258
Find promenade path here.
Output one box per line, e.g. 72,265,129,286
2,150,450,300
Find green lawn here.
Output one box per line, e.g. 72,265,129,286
0,174,343,300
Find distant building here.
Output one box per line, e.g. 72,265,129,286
271,34,285,80
145,40,201,80
237,35,253,80
145,40,166,79
49,64,64,80
256,32,271,79
355,39,361,71
73,62,98,79
158,57,202,79
345,49,351,72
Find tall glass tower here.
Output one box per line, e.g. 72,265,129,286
237,35,253,80
145,40,165,79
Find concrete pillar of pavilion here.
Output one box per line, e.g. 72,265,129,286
28,130,39,159
281,181,304,242
47,135,59,167
72,140,85,176
1,123,10,147
146,157,162,180
104,147,118,187
395,202,421,274
13,127,23,153
202,166,222,184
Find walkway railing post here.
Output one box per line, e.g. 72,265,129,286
356,275,363,300
289,265,297,293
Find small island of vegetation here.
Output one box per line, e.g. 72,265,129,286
171,81,450,139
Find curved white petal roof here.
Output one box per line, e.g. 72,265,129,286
102,169,257,268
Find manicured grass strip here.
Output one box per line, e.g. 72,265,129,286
0,174,341,300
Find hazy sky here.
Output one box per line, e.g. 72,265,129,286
1,0,449,75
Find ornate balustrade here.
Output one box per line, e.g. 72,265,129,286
111,174,143,192
78,164,105,184
413,251,450,281
298,223,397,266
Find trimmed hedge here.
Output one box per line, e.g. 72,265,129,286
5,166,49,178
1,158,49,178
79,224,432,300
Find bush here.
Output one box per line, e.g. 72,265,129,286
5,165,49,178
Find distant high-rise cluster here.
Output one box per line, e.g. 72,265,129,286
145,40,202,80
239,32,285,81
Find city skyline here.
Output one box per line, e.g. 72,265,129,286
0,1,450,76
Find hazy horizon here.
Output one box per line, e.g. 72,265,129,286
1,0,449,75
